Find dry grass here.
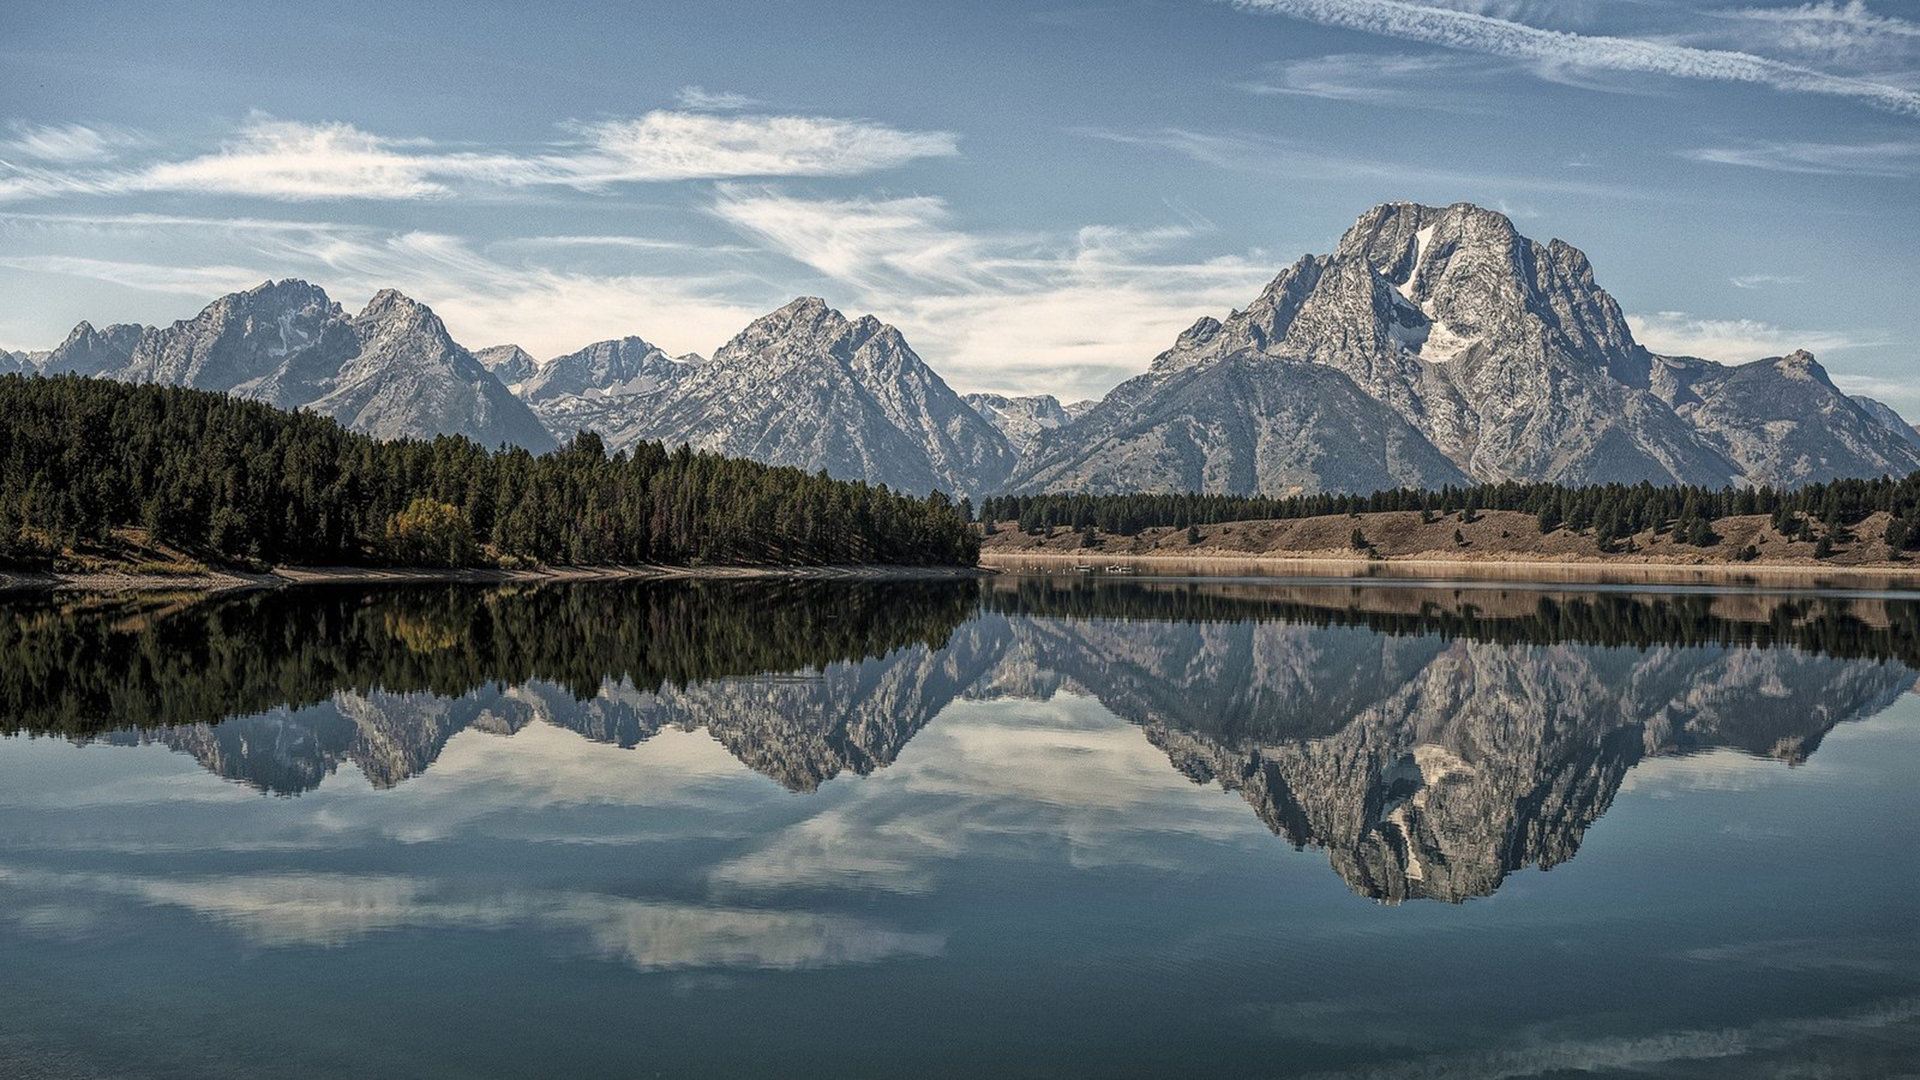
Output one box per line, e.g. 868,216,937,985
980,509,1914,570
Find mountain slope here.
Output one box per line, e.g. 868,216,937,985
1653,351,1920,484
1016,353,1471,495
613,297,1016,495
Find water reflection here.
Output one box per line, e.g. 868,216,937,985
2,577,1914,903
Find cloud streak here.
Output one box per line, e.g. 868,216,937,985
1627,310,1880,362
0,110,959,202
0,121,145,164
1682,138,1920,175
1223,0,1920,116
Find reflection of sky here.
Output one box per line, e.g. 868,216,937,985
1,671,1917,1078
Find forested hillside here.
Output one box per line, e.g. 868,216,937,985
0,375,978,569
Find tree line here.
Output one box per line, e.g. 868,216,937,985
0,375,977,569
981,473,1920,555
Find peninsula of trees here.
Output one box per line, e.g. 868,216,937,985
0,375,978,571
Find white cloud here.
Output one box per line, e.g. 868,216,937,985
709,187,1275,398
674,86,764,111
1716,1,1920,66
1627,310,1878,362
558,112,957,185
1682,138,1920,176
0,110,959,203
276,228,767,359
1831,372,1920,403
1729,272,1808,288
1,121,144,164
1223,0,1920,115
131,116,479,199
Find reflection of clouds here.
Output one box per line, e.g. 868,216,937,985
1286,995,1920,1080
331,721,770,845
710,695,1254,895
0,738,260,810
1617,747,1795,797
0,865,940,971
1,721,778,857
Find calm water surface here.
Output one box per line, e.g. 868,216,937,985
1,577,1916,1078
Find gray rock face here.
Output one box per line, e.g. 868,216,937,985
1653,351,1920,485
1017,201,1913,493
613,297,1017,496
515,336,696,442
473,344,538,386
963,393,1075,456
30,280,554,451
313,290,556,450
1016,353,1471,495
1851,395,1920,449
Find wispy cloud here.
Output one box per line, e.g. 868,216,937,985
1729,272,1807,289
1714,1,1920,67
558,112,956,185
1222,0,1920,116
1831,372,1919,403
1681,138,1920,175
710,186,1275,397
1236,52,1499,110
674,86,764,111
0,254,274,296
1079,126,1632,198
1627,310,1880,362
0,110,960,202
0,121,145,164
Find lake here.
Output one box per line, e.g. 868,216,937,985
2,576,1916,1078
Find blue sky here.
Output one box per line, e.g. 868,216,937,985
3,0,1916,409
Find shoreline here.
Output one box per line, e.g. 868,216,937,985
0,562,990,595
981,549,1920,589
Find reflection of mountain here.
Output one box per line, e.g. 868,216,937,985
983,580,1919,902
113,626,1010,794
5,579,1915,899
0,580,983,794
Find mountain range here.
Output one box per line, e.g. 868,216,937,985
13,201,1917,497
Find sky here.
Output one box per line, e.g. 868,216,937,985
2,0,1916,410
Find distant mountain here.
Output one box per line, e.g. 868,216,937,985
516,336,697,442
473,344,538,386
29,280,554,451
1852,395,1920,449
963,393,1076,456
607,297,1017,496
1014,202,1920,493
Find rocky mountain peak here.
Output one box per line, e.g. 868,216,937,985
1773,349,1829,381
355,288,439,331
474,344,538,385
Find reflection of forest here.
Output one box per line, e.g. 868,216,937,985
5,578,1914,901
